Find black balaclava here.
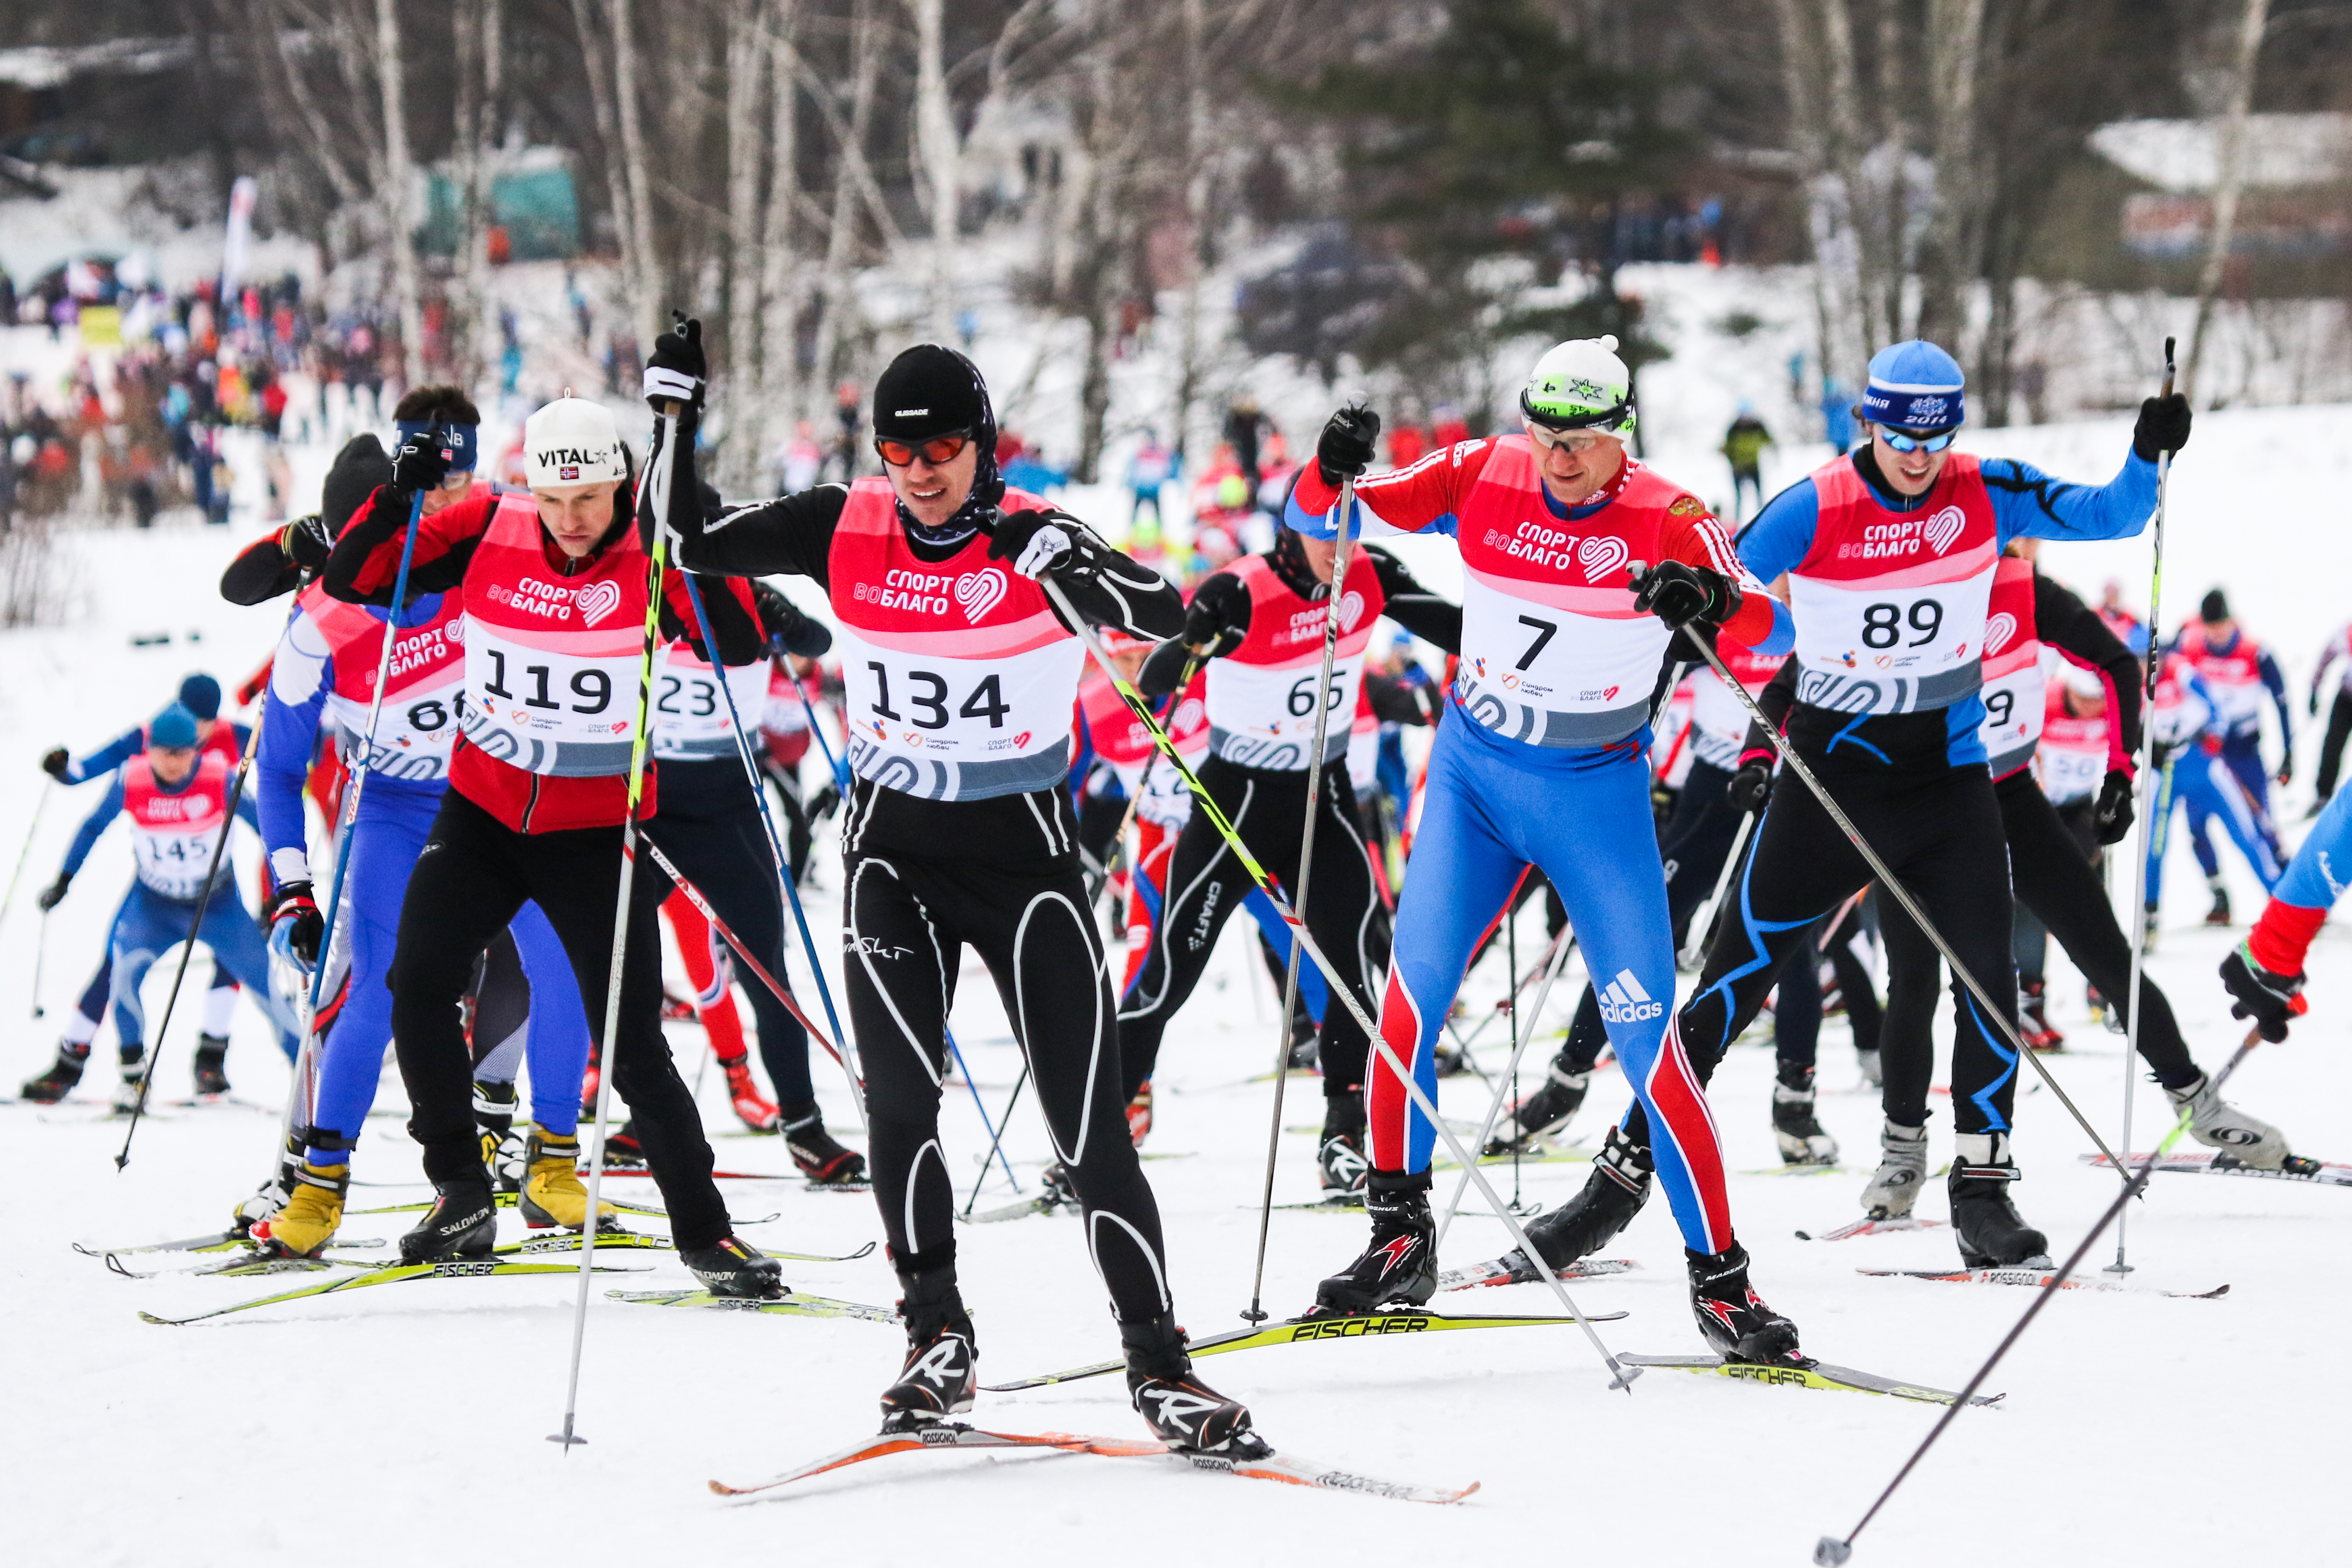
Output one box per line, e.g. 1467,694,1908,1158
872,344,1003,549
1268,519,1327,602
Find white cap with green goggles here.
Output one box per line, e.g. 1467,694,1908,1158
1520,335,1637,446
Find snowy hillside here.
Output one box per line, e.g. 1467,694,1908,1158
1,396,2346,1567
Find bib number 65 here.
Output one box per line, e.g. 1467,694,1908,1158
1287,673,1345,718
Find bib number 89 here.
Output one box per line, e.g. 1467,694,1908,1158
1984,689,2014,727
1861,600,1944,649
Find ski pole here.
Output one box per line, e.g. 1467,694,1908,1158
1814,1026,2263,1566
3,776,50,926
1442,917,1566,1064
798,682,853,796
1435,925,1579,1246
1681,807,1756,968
31,909,48,1019
670,566,859,1116
2114,335,2178,1272
638,832,846,1069
944,1025,1020,1195
1041,573,1638,1389
1669,600,2132,1170
1244,480,1355,1325
963,1064,1030,1216
553,400,680,1453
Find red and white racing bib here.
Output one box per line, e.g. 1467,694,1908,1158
1204,552,1385,770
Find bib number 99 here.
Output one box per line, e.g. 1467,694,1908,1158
1861,600,1944,649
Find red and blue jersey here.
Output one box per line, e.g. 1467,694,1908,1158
2170,623,2288,743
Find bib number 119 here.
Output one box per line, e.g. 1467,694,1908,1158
483,648,611,714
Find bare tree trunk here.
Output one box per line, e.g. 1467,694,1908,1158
759,0,804,455
376,0,424,386
1916,0,1984,349
571,0,639,361
471,0,504,393
2184,0,2271,403
610,0,662,347
722,0,770,487
1815,0,1895,356
808,0,880,422
1171,0,1209,464
910,0,960,341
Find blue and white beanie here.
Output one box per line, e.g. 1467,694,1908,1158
1858,340,1965,434
395,417,479,473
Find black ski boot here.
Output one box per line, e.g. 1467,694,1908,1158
1486,1058,1591,1155
397,1174,498,1262
1508,1124,1653,1274
1317,1093,1368,1193
19,1042,89,1104
1770,1061,1838,1165
190,1034,231,1097
879,1256,978,1430
781,1101,868,1187
1121,1312,1271,1458
1038,1160,1079,1212
681,1235,785,1298
1688,1242,1802,1363
1312,1169,1436,1314
1949,1132,2050,1267
2204,875,2232,927
473,1079,527,1193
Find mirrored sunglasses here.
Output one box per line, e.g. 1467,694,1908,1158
875,432,972,467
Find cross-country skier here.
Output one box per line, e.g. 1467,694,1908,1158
2144,649,2282,933
1115,523,1460,1190
2307,618,2352,811
31,704,300,1109
322,387,781,1295
21,673,256,1103
1511,339,2188,1274
2170,590,2291,922
1286,336,1806,1363
241,414,610,1257
664,332,1271,1456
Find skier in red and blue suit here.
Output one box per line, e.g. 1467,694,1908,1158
1286,337,1808,1364
2169,588,2292,923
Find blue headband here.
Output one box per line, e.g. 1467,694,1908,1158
395,419,478,472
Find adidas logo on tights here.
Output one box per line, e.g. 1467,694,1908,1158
1598,969,1663,1025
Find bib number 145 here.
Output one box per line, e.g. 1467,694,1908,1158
868,663,1009,729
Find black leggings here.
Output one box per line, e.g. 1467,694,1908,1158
1879,773,2197,1125
759,756,815,883
1115,756,1387,1104
2317,690,2352,802
1641,712,2024,1142
646,759,815,1105
389,789,731,1248
844,787,1171,1324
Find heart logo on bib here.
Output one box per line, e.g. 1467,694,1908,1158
1984,612,2017,654
444,618,465,643
576,580,624,627
1577,535,1629,584
1337,591,1365,633
955,568,1008,623
1923,505,1966,556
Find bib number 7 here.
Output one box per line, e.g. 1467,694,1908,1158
868,663,1011,729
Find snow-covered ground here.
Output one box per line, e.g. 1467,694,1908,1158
3,392,2347,1566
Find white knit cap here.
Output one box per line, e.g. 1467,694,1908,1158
524,397,626,488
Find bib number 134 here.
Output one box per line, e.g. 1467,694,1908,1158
868,663,1010,729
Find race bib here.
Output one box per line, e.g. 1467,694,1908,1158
1788,568,1994,715
1204,650,1366,769
650,646,772,761
459,617,641,777
1453,572,1665,748
134,824,228,900
835,623,1084,801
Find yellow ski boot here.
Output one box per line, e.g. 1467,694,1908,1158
257,1163,350,1257
519,1130,617,1231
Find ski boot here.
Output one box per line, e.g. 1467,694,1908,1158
111,1054,151,1114
1486,1060,1590,1155
2204,875,2232,927
255,1162,349,1257
1771,1062,1839,1165
1511,1124,1654,1272
474,1080,529,1192
1127,1080,1153,1147
1855,1046,1883,1088
682,1234,785,1298
1317,1094,1368,1193
879,1258,978,1429
601,1122,644,1164
398,1174,499,1262
2018,981,2063,1051
19,1041,88,1104
1948,1132,2050,1267
722,1054,779,1132
519,1130,618,1231
1121,1312,1272,1458
782,1102,867,1186
2167,1071,2290,1169
1038,1160,1079,1212
1312,1170,1436,1314
190,1033,231,1097
233,1135,304,1235
1859,1120,1929,1219
1688,1242,1802,1363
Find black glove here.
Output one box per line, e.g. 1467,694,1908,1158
2132,392,2192,462
2093,768,2136,845
2151,740,2172,773
985,507,1086,580
389,422,452,495
1314,404,1381,489
2220,945,2305,1043
36,871,70,911
1629,559,1739,630
808,782,842,822
644,312,706,412
267,880,324,966
280,513,333,575
1182,574,1253,657
1726,756,1774,815
40,747,68,781
753,580,832,659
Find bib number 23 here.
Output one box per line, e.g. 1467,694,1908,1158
868,663,1010,730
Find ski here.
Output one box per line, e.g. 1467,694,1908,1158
1857,1267,2230,1298
348,1191,673,1219
2078,1151,2348,1187
102,1241,390,1279
1616,1354,2002,1407
1739,1164,1848,1177
588,1164,796,1182
982,1307,1626,1392
75,1230,256,1258
964,1192,1075,1224
138,1259,642,1325
607,1287,900,1324
709,1421,1476,1505
1795,1217,1948,1242
1437,1256,1640,1292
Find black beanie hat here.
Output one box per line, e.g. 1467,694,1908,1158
323,433,395,537
2199,588,2230,624
872,344,1004,537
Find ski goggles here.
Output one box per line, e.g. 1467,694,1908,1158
874,430,973,467
1877,426,1959,453
1521,419,1613,455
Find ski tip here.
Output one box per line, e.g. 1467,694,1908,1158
707,1479,739,1496
136,1311,183,1326
1813,1535,1854,1566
